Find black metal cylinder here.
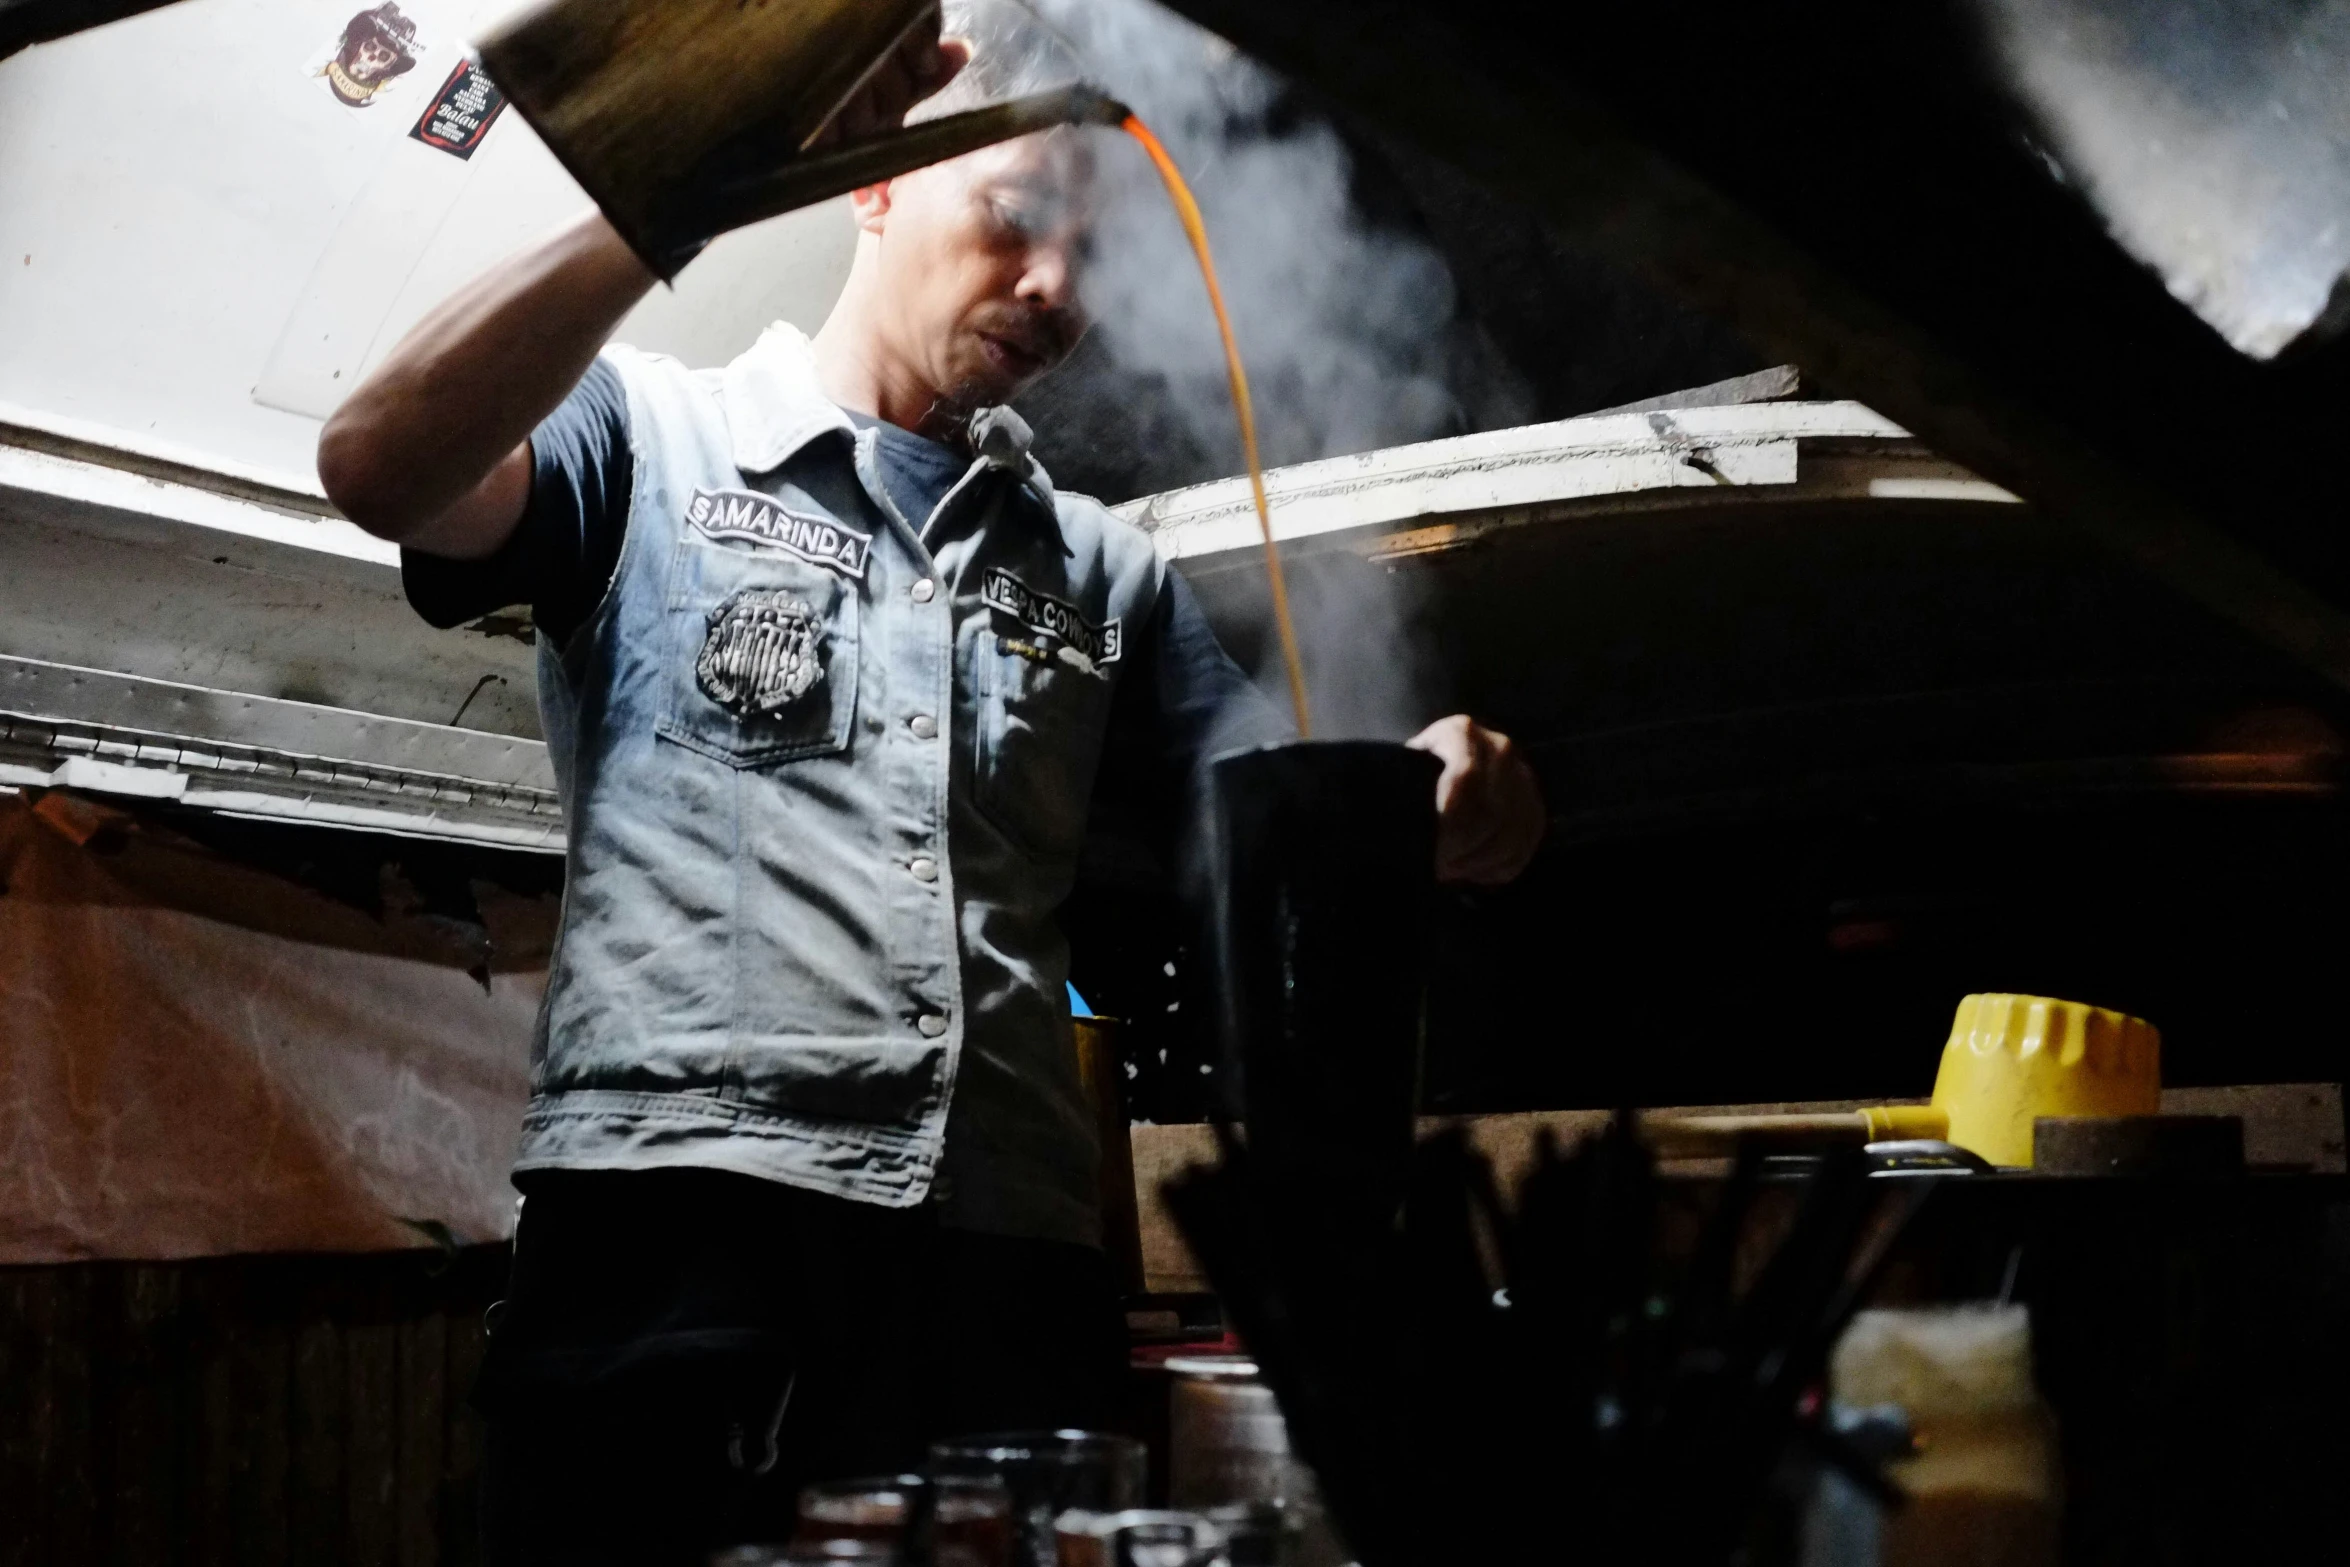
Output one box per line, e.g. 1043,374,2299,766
1206,740,1440,1223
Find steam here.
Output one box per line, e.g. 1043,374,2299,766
1025,0,1525,467
1984,0,2350,359
1005,0,1508,738
1288,554,1449,743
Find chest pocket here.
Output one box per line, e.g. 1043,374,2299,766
974,631,1115,861
657,533,861,768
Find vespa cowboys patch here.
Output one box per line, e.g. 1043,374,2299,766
687,487,871,580
696,589,825,718
980,568,1122,666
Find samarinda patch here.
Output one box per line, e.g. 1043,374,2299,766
697,589,825,718
687,487,871,580
981,568,1122,666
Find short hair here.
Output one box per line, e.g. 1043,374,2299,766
907,0,1080,124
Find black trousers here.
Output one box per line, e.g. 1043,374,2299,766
477,1169,1126,1567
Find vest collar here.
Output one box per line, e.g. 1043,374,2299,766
719,323,1065,548
720,322,855,475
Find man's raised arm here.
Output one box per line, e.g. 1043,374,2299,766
317,14,967,560
317,213,654,560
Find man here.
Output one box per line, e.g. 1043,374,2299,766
320,8,1544,1562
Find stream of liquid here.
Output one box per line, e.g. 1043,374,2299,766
1120,114,1314,741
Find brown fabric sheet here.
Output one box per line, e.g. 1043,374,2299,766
0,791,544,1262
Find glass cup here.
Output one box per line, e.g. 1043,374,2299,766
795,1474,1015,1567
1203,1499,1353,1567
1054,1508,1226,1567
711,1542,898,1566
928,1431,1149,1567
1162,1356,1307,1509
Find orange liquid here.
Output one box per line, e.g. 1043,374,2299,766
1121,114,1313,740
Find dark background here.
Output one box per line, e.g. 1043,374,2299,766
1074,495,2350,1122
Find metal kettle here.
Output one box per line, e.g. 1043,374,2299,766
476,0,1124,277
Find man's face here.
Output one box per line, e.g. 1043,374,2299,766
860,134,1094,415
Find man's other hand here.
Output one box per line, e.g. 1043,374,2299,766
1407,715,1546,885
811,10,971,149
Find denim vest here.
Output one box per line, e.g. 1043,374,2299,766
520,324,1167,1246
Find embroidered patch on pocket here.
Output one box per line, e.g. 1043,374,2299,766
687,488,872,580
696,589,825,717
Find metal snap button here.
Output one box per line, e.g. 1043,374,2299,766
908,713,938,740
910,578,936,603
910,856,938,882
917,1013,949,1038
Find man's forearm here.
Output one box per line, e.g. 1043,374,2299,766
317,211,655,554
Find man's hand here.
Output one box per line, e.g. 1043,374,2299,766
810,11,971,149
1407,715,1546,885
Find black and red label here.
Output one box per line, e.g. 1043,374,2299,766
409,59,507,159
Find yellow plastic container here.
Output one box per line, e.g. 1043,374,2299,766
1929,994,2161,1168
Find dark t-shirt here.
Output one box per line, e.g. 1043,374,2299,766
404,358,635,648
405,374,985,642
401,369,1281,814
848,410,966,530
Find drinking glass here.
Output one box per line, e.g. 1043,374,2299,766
1163,1356,1306,1509
795,1473,1014,1567
1054,1508,1226,1567
1204,1500,1345,1567
927,1430,1148,1567
710,1541,897,1566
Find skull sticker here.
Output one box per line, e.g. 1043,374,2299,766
315,5,422,108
